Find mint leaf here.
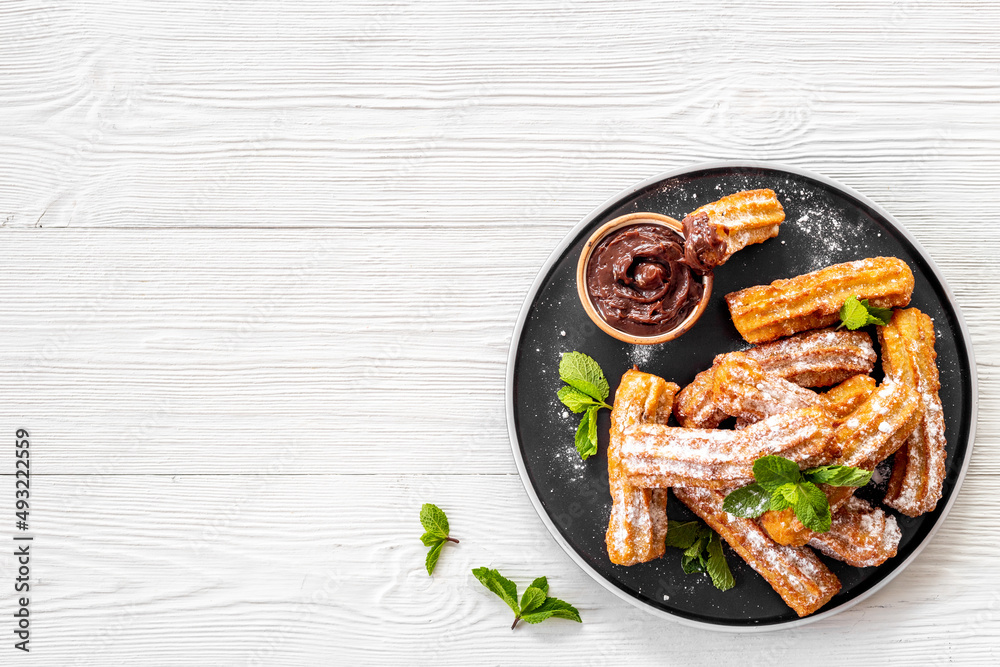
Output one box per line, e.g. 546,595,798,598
790,482,832,533
420,532,443,547
557,351,612,461
472,567,520,615
722,483,772,518
839,296,871,330
519,587,546,615
420,504,457,575
574,406,599,460
861,300,892,326
559,351,610,402
839,296,893,330
425,540,444,575
804,464,873,487
474,570,582,629
557,385,602,413
683,531,709,560
527,576,548,597
753,456,803,491
521,597,582,625
664,520,702,549
705,533,735,592
420,503,450,539
775,482,801,506
681,551,707,574
768,492,792,511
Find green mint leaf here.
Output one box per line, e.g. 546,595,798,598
860,299,893,326
753,456,803,491
420,531,444,547
521,597,582,624
776,482,801,506
768,493,792,511
527,576,548,597
804,464,873,487
559,351,610,402
790,482,832,533
519,587,546,615
425,540,445,575
574,406,599,460
683,530,710,560
840,296,893,329
722,483,772,518
557,385,602,413
681,551,707,574
419,503,450,539
705,533,735,591
839,296,871,330
472,567,520,615
664,520,703,549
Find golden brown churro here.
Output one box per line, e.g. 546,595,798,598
725,258,915,344
674,486,841,618
673,329,876,428
711,352,823,424
620,407,836,489
879,308,948,517
681,189,785,272
822,374,877,421
606,369,679,566
807,496,901,568
759,380,923,546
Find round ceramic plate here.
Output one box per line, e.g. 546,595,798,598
505,162,976,630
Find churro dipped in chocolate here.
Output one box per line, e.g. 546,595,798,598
681,189,785,273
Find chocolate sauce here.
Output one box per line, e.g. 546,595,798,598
586,224,704,336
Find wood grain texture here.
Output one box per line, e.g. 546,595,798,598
0,0,998,664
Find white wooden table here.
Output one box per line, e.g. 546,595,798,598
1,1,998,664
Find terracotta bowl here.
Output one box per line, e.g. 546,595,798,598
576,212,713,345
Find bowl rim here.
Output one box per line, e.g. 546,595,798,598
504,159,979,632
575,212,714,345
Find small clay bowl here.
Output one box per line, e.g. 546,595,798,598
576,212,713,345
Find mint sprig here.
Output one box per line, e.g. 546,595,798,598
664,520,734,591
472,568,582,629
557,352,612,460
722,456,873,533
420,503,458,575
839,296,893,330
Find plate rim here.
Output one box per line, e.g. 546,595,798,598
503,160,979,632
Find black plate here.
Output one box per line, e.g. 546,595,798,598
505,162,976,630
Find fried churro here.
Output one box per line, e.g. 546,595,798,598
673,329,876,428
711,352,822,424
620,407,836,489
879,308,947,517
759,380,923,546
822,374,877,421
808,496,901,568
682,189,785,272
725,258,915,344
674,486,841,618
606,369,679,566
